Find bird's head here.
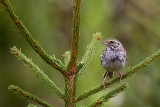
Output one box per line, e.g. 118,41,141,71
103,38,123,48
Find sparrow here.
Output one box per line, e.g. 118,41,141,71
100,38,127,88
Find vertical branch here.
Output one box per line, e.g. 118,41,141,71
69,0,81,71
65,0,81,107
65,76,76,107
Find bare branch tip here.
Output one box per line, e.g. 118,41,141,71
124,83,128,87
93,32,102,40
63,51,71,58
122,83,128,90
10,46,20,56
8,84,15,90
10,46,17,50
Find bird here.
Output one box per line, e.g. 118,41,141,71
100,38,127,88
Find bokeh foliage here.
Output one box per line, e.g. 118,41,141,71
0,0,160,107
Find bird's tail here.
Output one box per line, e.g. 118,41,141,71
103,71,114,78
108,72,114,78
103,71,114,88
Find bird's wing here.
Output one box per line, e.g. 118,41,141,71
100,49,107,65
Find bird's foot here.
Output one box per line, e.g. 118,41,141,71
102,80,107,89
102,71,108,89
118,71,123,83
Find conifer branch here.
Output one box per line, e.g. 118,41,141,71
27,103,37,107
69,0,81,70
63,51,71,68
10,46,65,99
74,32,102,98
8,85,53,107
88,83,128,107
76,32,102,78
0,0,67,76
64,0,81,107
75,49,160,102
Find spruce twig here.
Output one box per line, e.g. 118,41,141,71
0,0,67,76
74,32,102,97
10,46,65,99
65,0,81,107
27,103,37,107
76,32,102,78
8,85,53,107
69,0,81,70
63,51,71,68
75,49,160,102
88,83,128,107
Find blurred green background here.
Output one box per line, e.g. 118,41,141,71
0,0,160,107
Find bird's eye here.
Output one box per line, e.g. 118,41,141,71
110,41,114,43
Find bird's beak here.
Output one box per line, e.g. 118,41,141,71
102,41,108,45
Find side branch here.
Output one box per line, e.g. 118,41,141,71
0,0,66,76
88,83,128,107
75,49,160,102
10,46,65,99
76,32,101,77
69,0,81,70
8,85,53,107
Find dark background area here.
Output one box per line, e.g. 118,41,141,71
0,0,160,106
